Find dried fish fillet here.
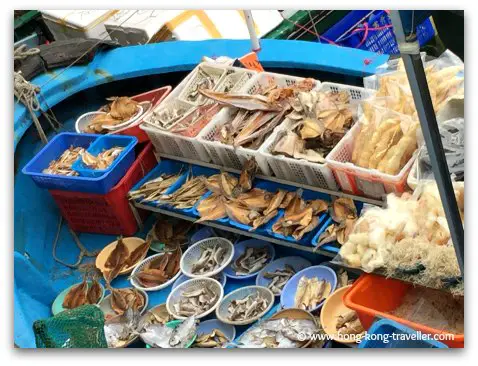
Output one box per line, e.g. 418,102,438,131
62,277,88,309
294,276,331,310
129,173,182,203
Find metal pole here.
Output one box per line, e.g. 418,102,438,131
389,11,464,277
243,10,261,52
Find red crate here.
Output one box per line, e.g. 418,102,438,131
110,86,172,143
49,142,157,235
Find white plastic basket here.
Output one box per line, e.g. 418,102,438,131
198,72,320,175
166,278,224,320
179,63,227,105
214,69,256,94
180,237,234,278
130,253,182,292
215,286,275,326
258,82,375,190
326,122,417,199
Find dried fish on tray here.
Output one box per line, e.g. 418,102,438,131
316,198,359,248
227,293,269,322
232,247,272,276
140,316,197,348
294,276,332,311
133,248,181,289
160,174,208,210
191,244,228,275
42,146,84,176
80,146,124,170
270,90,355,163
271,191,329,241
85,97,141,134
148,217,193,250
193,328,229,348
128,172,182,203
236,317,319,348
263,265,296,295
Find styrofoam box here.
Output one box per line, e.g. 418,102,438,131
198,72,321,176
258,82,375,190
41,10,116,41
104,10,179,45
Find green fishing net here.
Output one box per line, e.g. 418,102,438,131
33,305,108,348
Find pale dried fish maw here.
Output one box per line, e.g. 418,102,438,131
368,120,403,169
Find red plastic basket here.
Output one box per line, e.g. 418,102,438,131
49,142,157,236
110,86,172,143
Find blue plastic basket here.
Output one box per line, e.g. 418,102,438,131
327,10,435,55
358,319,448,348
223,239,275,280
129,159,189,208
72,135,137,179
21,132,127,194
311,200,364,253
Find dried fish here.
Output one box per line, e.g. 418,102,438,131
193,329,229,348
128,173,182,203
140,316,197,348
227,293,269,321
104,236,130,283
233,158,258,197
237,317,318,348
62,277,88,309
174,286,219,317
109,287,145,316
42,146,84,176
232,247,271,275
135,248,181,288
336,311,365,337
104,306,141,348
80,146,124,170
263,265,296,295
86,278,102,305
200,90,283,111
151,218,192,249
191,244,227,275
160,175,208,209
294,276,331,310
126,238,150,267
85,96,139,134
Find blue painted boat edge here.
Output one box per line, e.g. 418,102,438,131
14,39,388,151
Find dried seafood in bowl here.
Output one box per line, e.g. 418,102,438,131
272,191,328,241
263,265,296,295
232,247,271,276
193,329,229,348
42,146,84,176
317,198,358,248
174,286,219,318
62,276,89,309
85,97,140,134
134,248,181,288
236,317,318,348
160,175,208,209
140,304,173,327
270,90,355,163
104,306,142,348
227,293,268,322
81,146,124,170
191,244,228,275
149,218,192,250
103,236,130,284
139,316,197,348
128,172,182,203
335,311,364,337
108,287,145,317
294,276,332,311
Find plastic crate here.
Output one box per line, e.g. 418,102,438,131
358,319,448,348
72,135,137,180
112,86,172,143
335,11,436,55
325,122,417,199
49,142,157,235
258,82,373,190
178,63,227,105
343,274,464,348
22,132,107,193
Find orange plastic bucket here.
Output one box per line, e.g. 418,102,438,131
343,274,464,348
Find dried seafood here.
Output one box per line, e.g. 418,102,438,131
148,104,192,130
62,276,89,309
126,238,151,267
85,97,140,134
160,174,208,209
271,90,354,163
128,172,182,203
317,198,358,248
81,146,124,170
150,218,192,249
139,316,197,348
263,265,296,295
108,287,145,317
232,247,271,275
191,244,228,275
141,305,173,327
193,329,229,348
135,248,181,288
227,293,269,321
196,193,228,223
104,236,130,284
294,276,332,310
237,317,318,348
272,192,328,240
104,306,141,348
174,286,219,317
42,146,84,176
335,311,365,337
187,66,223,103
233,158,258,196
86,278,103,305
